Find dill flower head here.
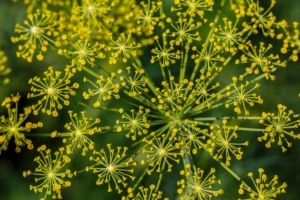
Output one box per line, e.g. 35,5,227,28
258,104,300,152
238,168,287,200
4,0,300,199
88,144,137,193
177,165,223,199
61,110,101,156
0,94,42,154
11,9,64,62
23,145,73,200
27,66,79,117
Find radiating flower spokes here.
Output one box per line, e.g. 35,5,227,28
107,33,142,64
132,0,163,35
60,37,100,67
61,110,101,156
245,0,278,37
119,67,149,97
0,94,42,154
83,74,120,107
238,168,287,200
192,39,225,69
117,106,151,140
166,12,201,45
237,41,285,80
225,77,263,115
152,76,192,115
7,0,300,199
142,132,182,174
208,120,248,166
88,144,137,193
216,17,248,52
258,104,300,152
27,66,79,116
177,164,223,200
72,0,112,31
151,36,181,67
23,145,73,200
179,124,207,154
191,80,219,109
11,9,63,62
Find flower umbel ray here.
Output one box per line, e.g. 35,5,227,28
5,0,300,199
179,124,207,154
166,13,202,44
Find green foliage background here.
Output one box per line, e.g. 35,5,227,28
0,0,300,199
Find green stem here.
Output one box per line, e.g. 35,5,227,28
74,101,120,112
154,159,166,193
81,65,100,78
23,133,54,137
179,42,190,82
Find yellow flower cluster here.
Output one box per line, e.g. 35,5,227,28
1,0,300,199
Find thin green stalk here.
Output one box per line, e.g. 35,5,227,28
81,65,100,78
24,133,55,137
158,4,171,84
74,101,120,112
179,42,190,82
154,160,166,193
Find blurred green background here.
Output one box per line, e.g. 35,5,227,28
1,0,300,199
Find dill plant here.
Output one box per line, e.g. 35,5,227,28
1,0,300,199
